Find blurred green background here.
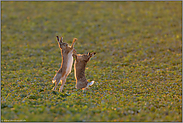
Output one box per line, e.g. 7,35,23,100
1,1,182,122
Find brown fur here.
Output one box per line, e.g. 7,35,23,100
52,36,77,92
73,51,96,89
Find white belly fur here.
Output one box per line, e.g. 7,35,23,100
65,51,73,76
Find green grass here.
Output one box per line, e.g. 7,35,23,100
1,1,182,122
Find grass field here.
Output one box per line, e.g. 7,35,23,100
1,1,182,122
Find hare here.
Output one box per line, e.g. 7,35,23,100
52,36,77,92
72,50,96,91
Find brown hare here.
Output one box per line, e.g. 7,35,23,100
52,36,77,92
72,50,96,91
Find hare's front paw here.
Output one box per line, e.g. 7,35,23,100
73,49,77,54
73,38,77,42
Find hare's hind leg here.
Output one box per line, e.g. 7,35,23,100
52,73,62,91
59,78,66,92
52,79,61,91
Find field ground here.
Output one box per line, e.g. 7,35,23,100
1,1,182,122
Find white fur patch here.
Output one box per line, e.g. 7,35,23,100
85,81,94,88
52,79,56,83
52,74,57,83
65,51,73,76
88,81,94,86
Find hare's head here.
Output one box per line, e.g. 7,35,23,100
56,36,69,49
74,52,96,62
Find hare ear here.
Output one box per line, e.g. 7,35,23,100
56,36,59,42
90,52,96,57
60,36,63,43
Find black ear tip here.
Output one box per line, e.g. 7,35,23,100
56,36,59,41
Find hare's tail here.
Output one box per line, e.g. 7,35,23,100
52,73,61,84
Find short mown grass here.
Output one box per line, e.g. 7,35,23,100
1,1,182,122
